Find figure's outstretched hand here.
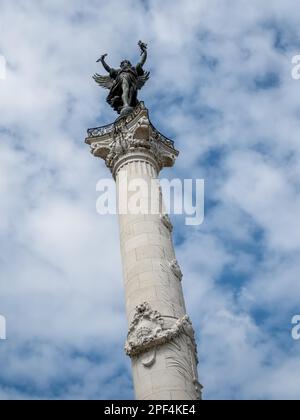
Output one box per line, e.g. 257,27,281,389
138,41,147,55
97,54,108,63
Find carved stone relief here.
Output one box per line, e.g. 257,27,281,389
125,302,202,397
169,259,183,281
125,302,195,358
86,105,179,176
160,213,173,233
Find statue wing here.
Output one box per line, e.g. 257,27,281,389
137,71,150,90
93,73,114,90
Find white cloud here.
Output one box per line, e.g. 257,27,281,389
1,0,300,400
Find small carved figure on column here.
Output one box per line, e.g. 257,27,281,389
94,41,150,118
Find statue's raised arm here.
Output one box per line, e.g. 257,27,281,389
137,41,148,70
97,53,113,74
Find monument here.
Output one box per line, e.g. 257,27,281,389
86,42,202,400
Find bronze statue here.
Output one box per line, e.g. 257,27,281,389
94,41,150,117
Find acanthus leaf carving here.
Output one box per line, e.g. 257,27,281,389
165,332,202,400
86,104,179,176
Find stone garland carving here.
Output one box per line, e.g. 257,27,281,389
169,259,183,281
125,302,196,359
126,303,202,398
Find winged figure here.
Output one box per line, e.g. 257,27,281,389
93,41,150,117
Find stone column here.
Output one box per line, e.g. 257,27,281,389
86,103,202,400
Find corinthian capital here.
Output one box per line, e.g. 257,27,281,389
85,102,179,178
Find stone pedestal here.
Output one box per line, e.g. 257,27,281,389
86,103,202,400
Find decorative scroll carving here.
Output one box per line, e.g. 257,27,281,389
125,302,195,359
85,103,179,177
160,213,173,233
87,123,114,138
125,302,164,360
169,259,183,281
125,302,202,398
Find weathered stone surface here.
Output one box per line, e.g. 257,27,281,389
85,102,178,179
86,104,202,400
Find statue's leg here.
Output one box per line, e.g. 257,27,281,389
122,79,130,108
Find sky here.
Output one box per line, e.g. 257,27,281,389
0,0,300,400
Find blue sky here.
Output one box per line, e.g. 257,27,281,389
0,0,300,400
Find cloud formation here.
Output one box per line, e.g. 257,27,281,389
0,0,300,400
